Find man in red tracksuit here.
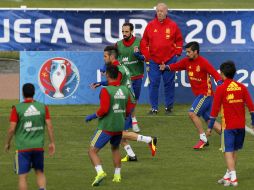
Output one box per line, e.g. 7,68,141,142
141,2,183,115
207,61,254,187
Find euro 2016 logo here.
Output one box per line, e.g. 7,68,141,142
38,57,80,99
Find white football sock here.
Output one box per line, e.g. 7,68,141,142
132,116,138,123
124,145,135,157
230,170,237,181
137,135,152,144
223,169,230,179
114,168,121,175
95,165,103,174
200,133,207,143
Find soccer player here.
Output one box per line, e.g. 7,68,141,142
140,2,183,115
90,46,157,161
206,61,254,186
116,22,145,132
5,83,55,190
86,65,134,186
160,41,222,149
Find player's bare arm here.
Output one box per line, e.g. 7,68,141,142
4,122,17,152
46,119,55,156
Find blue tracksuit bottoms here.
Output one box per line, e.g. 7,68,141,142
148,56,177,110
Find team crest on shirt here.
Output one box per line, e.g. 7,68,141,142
165,28,170,39
113,103,119,110
196,65,200,72
38,57,80,99
188,71,194,77
226,93,243,103
154,29,158,32
24,121,32,129
23,121,43,132
226,94,234,101
112,103,125,113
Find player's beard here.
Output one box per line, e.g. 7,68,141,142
123,35,132,41
188,54,198,60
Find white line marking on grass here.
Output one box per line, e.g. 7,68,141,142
245,125,254,136
50,115,183,118
2,0,23,2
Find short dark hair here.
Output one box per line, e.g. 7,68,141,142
23,83,35,98
122,22,134,31
104,45,118,58
106,65,119,80
185,41,200,54
220,60,236,79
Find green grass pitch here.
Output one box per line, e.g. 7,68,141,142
0,100,254,190
0,1,254,189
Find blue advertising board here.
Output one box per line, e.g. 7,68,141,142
20,51,254,104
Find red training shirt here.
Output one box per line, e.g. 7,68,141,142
210,79,254,130
169,56,221,96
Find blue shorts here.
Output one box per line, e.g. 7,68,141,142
221,129,245,152
124,115,132,130
15,150,44,175
132,78,143,101
189,95,212,121
90,130,122,149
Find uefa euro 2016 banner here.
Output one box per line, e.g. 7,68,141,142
16,9,254,104
20,51,254,104
1,9,254,51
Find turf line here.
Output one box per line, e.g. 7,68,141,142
245,125,254,136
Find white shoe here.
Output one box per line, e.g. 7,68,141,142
223,180,231,187
230,179,238,187
132,123,140,132
217,178,230,185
